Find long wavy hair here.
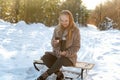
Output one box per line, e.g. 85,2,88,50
58,10,76,41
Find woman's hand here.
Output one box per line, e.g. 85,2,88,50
53,39,59,44
52,38,60,48
60,51,66,56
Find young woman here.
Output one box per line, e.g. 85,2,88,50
37,10,80,80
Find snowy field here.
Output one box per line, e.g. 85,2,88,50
0,19,120,80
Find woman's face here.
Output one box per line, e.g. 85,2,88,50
59,14,69,28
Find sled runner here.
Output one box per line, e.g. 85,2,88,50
33,59,94,80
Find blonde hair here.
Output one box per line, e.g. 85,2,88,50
58,10,76,40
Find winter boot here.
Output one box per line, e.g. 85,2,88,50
37,71,49,80
56,71,64,80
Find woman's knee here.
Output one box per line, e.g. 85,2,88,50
41,52,57,66
41,52,54,59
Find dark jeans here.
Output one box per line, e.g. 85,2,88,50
41,52,73,75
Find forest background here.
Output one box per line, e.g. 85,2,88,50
0,0,120,30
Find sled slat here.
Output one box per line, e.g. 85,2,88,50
75,62,94,70
33,59,94,70
34,59,44,64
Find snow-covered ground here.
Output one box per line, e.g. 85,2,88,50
0,20,120,80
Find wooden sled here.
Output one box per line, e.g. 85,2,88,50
33,59,95,80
